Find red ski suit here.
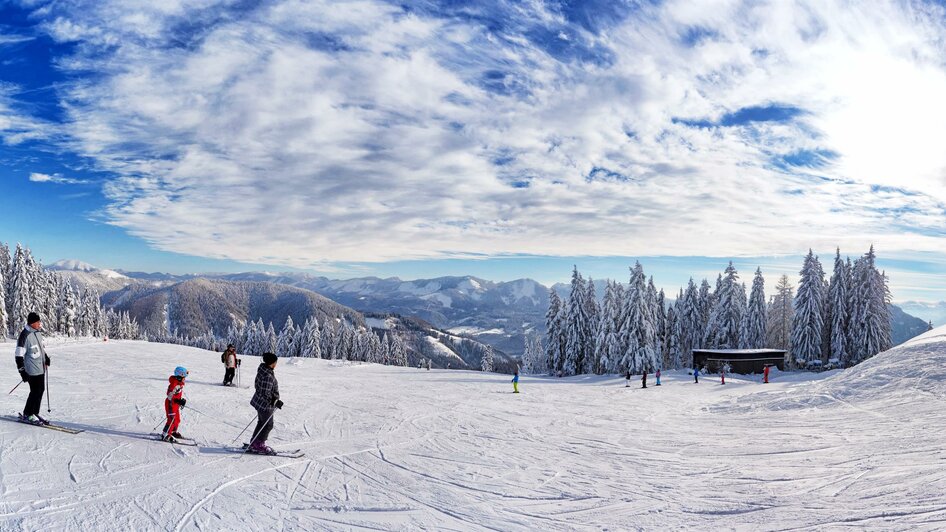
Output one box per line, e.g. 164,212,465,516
163,376,186,435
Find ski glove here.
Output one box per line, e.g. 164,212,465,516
174,398,187,407
45,355,50,367
19,368,28,382
274,399,284,409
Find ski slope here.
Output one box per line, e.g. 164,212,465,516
2,330,946,531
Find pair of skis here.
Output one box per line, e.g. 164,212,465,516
2,414,84,434
232,443,305,458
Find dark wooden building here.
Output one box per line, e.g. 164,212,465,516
692,349,787,374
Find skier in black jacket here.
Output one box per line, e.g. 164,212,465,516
249,352,283,455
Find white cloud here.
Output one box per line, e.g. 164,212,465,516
28,172,84,184
20,0,946,267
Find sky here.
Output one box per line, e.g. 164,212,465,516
1,0,946,303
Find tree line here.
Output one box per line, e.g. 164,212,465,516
523,246,892,375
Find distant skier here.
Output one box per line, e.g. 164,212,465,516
427,359,432,371
14,312,50,425
221,344,240,386
763,364,770,384
720,366,726,385
625,370,631,387
693,367,700,384
511,368,520,393
655,368,661,386
249,352,283,455
161,366,188,442
641,371,647,389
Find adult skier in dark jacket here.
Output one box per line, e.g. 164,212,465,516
249,352,283,454
14,312,50,425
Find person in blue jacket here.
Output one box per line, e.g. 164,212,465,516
511,368,520,393
693,367,700,384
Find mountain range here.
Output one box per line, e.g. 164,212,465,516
52,260,935,358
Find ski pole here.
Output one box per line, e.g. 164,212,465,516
230,413,258,446
8,380,23,394
45,363,51,413
242,409,276,456
181,402,245,431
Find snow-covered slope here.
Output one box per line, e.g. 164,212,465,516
4,334,946,530
49,259,134,294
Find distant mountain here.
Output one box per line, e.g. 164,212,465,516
101,278,365,340
889,304,933,346
897,301,946,328
49,259,134,294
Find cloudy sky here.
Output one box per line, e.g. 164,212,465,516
1,0,945,302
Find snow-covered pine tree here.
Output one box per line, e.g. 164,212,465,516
655,287,667,367
593,281,616,374
619,262,656,374
739,268,767,349
391,334,407,366
0,243,10,335
276,316,297,357
320,321,336,360
828,249,850,366
704,263,743,349
678,279,700,362
480,344,494,372
790,250,825,367
9,244,33,333
265,322,278,354
60,283,78,336
544,289,564,375
380,333,391,364
697,278,712,344
300,316,322,358
766,275,793,350
664,302,678,369
0,264,6,339
563,266,590,376
583,278,599,374
522,332,544,374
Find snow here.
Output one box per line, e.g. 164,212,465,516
420,293,452,308
4,331,946,530
364,317,393,330
423,336,463,361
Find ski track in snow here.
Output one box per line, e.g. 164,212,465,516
2,336,946,530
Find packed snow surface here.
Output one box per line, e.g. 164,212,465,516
3,328,946,531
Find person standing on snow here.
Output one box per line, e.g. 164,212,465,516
511,368,520,393
763,364,770,384
655,368,661,386
222,344,240,386
641,371,647,389
162,366,188,442
14,312,50,425
720,365,726,385
625,370,631,388
249,352,283,455
693,367,700,384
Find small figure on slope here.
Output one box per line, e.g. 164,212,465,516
655,368,661,386
249,352,283,455
693,367,700,384
763,364,770,384
641,371,647,389
222,344,240,386
15,312,51,425
427,359,432,371
720,366,726,385
625,370,631,388
162,366,188,442
511,368,520,393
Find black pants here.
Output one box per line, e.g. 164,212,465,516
24,374,45,417
223,368,235,385
251,407,274,445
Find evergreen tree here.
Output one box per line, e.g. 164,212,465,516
679,279,702,364
704,263,743,349
300,316,322,358
582,278,599,374
664,303,681,369
655,287,667,367
544,289,565,375
594,281,620,374
276,316,298,357
0,264,6,339
522,332,544,374
265,322,277,354
480,344,494,372
60,283,78,337
828,249,850,365
739,268,767,349
791,250,826,366
619,262,657,373
563,266,591,376
697,278,712,345
767,274,794,350
0,243,11,335
9,244,33,332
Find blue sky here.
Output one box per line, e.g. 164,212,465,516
2,0,946,303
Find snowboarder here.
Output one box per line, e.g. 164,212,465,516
14,312,50,425
249,352,283,455
161,366,188,442
693,367,700,384
655,368,661,386
763,364,770,384
625,370,631,387
222,344,240,386
511,369,520,393
641,371,647,388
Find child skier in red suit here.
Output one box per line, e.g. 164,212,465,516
162,366,188,442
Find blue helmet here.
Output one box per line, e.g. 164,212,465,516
174,366,188,378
